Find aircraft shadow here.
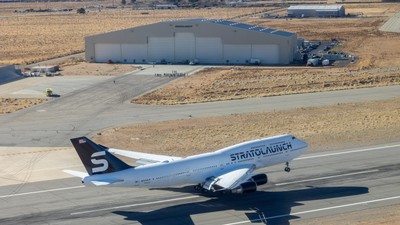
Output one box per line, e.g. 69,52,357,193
113,186,369,225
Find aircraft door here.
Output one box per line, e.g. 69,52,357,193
219,160,225,170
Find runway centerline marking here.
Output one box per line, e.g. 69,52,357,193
70,195,200,215
223,195,400,225
296,144,400,160
0,186,83,199
275,169,379,186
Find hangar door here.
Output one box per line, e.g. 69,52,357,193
175,32,195,63
148,37,174,63
121,44,148,64
195,37,223,64
251,45,279,64
95,44,121,63
224,45,251,64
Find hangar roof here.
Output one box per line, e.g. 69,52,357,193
288,5,343,10
162,18,295,37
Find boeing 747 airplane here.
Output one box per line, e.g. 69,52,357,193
64,134,308,194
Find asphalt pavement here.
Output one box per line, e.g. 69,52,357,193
380,12,400,33
0,79,399,147
0,143,399,224
0,69,400,224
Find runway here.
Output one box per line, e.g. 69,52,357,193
1,71,400,224
1,143,399,224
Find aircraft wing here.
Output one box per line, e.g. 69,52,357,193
107,148,182,165
203,165,255,191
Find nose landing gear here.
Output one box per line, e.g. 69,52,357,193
284,162,291,172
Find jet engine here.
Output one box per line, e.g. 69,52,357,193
251,174,268,186
231,181,257,194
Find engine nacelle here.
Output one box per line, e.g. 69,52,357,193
231,181,257,194
251,174,268,186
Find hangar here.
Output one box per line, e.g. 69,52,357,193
287,5,345,18
85,19,297,65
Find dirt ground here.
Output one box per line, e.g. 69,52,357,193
0,98,46,114
1,4,399,223
94,98,400,157
60,62,137,76
293,204,400,225
133,66,400,104
133,3,400,105
0,4,265,65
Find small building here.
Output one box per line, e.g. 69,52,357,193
155,5,178,10
287,5,345,18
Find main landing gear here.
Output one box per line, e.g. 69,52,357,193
194,184,204,192
284,162,291,173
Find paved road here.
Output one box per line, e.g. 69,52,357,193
0,68,399,147
0,73,176,146
380,12,400,33
1,143,399,224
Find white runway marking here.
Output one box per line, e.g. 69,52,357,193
275,169,379,186
70,195,200,215
296,144,400,160
223,195,400,225
0,186,83,199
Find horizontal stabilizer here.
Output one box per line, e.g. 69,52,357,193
136,158,160,166
90,178,124,186
63,169,88,178
91,181,112,186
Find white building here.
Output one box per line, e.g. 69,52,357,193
287,5,345,18
85,19,297,65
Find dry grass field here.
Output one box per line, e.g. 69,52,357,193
294,204,400,225
60,62,136,76
96,4,400,159
0,98,46,114
94,98,400,156
133,66,400,104
1,3,399,154
0,3,265,65
133,3,400,104
253,4,400,70
1,3,399,223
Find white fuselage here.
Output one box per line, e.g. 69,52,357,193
83,134,308,188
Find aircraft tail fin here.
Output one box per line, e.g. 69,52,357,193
70,137,132,175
